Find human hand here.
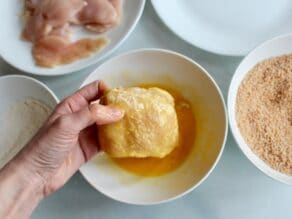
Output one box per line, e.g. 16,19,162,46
19,80,124,196
0,80,123,219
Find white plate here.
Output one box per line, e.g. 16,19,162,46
151,0,292,56
0,0,145,76
79,49,228,205
0,75,59,169
228,34,292,185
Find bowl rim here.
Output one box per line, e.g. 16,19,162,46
227,33,292,185
0,74,59,104
79,48,229,205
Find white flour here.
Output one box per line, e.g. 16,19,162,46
0,98,52,169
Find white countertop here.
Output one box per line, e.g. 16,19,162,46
0,2,291,219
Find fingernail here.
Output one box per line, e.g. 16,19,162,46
111,108,124,118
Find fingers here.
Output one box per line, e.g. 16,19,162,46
97,81,109,94
79,126,99,161
64,106,95,131
57,103,124,132
90,103,124,125
44,125,99,195
49,80,109,123
58,80,107,112
77,80,108,102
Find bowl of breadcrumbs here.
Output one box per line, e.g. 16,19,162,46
228,34,292,185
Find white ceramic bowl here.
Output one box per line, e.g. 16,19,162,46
80,49,228,205
228,34,292,185
0,75,59,168
0,0,145,76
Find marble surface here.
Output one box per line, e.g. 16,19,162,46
0,2,291,219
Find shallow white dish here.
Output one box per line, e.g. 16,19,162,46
0,0,145,76
0,75,59,168
228,34,292,185
151,0,292,56
80,49,228,205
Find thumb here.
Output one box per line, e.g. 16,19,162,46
64,103,124,132
91,103,124,125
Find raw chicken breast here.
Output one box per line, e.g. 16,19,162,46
78,0,122,33
33,35,109,67
21,0,122,67
23,0,86,41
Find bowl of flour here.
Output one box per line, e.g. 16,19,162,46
0,75,58,169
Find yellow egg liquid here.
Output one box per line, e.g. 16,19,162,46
111,84,196,177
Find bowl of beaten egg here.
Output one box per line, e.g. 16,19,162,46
79,49,227,204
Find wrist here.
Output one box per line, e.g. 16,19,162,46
0,155,44,219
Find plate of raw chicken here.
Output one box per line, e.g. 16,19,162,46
0,0,145,75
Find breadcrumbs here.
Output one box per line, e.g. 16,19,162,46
236,54,292,175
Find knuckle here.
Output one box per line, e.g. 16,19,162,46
55,115,71,129
91,103,102,114
92,104,100,113
59,97,71,108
